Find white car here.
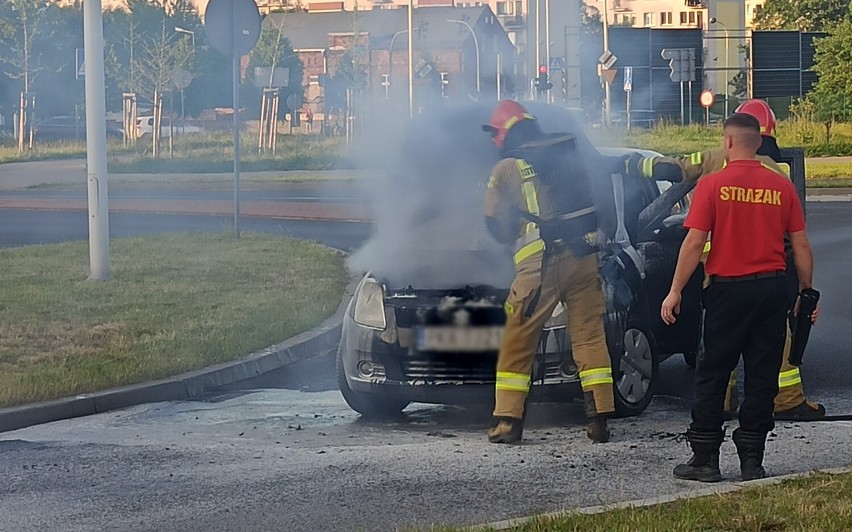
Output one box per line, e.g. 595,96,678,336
136,116,202,137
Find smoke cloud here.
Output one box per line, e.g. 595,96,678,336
347,99,616,291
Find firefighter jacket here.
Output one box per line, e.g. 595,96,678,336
632,147,788,184
484,135,599,267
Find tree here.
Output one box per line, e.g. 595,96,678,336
249,16,304,95
754,0,851,32
798,19,852,143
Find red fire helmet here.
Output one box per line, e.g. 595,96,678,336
735,99,777,137
482,100,536,149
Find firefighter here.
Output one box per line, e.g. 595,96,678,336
661,112,816,482
481,100,615,444
625,99,825,421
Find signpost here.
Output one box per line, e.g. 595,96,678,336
661,48,696,125
598,51,617,126
204,0,261,239
700,89,715,126
623,66,633,130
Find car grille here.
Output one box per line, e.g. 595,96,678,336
401,356,572,383
402,353,496,382
394,307,420,328
392,305,506,328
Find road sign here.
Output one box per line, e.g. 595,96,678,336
76,48,85,79
700,89,715,108
600,68,617,84
623,66,633,92
549,56,566,71
173,69,192,90
661,48,696,83
598,50,617,70
204,0,261,57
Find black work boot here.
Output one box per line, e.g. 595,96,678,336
487,416,523,444
775,400,826,421
586,416,610,443
672,429,724,483
732,428,767,481
583,392,611,443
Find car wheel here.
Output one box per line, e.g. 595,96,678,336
335,344,409,418
606,316,658,417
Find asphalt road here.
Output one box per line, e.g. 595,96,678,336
0,210,371,252
0,202,850,531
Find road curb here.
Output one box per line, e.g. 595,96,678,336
0,279,356,435
480,465,852,530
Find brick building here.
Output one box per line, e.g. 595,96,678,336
266,3,515,117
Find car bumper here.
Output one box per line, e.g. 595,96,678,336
342,342,581,404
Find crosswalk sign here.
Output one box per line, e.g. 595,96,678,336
549,56,566,71
76,48,85,80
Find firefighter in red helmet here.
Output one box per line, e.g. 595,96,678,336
625,98,825,421
482,100,615,444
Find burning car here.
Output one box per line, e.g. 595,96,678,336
337,102,704,418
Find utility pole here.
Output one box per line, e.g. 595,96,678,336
83,0,110,280
408,0,414,118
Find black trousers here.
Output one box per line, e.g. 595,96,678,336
690,276,789,436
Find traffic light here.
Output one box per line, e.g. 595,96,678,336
535,64,552,92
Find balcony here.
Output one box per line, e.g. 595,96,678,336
499,14,524,29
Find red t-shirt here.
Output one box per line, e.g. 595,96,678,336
685,159,806,277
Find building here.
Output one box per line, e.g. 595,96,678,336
266,4,515,117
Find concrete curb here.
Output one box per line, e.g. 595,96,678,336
0,276,357,435
480,465,852,530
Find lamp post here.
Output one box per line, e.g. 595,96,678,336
710,17,729,117
408,0,414,118
389,28,417,101
602,0,611,125
174,27,195,128
174,26,195,48
448,19,480,93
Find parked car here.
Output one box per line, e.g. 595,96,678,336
136,116,202,137
32,116,124,142
337,102,704,418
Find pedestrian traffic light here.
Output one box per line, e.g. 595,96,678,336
535,65,552,92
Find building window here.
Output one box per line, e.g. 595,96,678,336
679,12,688,25
440,72,449,99
643,12,654,26
496,1,517,15
515,1,522,15
309,75,319,85
660,12,673,25
697,12,703,27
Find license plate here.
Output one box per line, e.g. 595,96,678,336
416,327,504,352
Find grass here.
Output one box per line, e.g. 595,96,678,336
416,471,852,532
0,232,347,407
0,130,350,172
501,471,852,531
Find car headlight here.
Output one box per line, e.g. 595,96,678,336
543,302,566,331
353,277,387,330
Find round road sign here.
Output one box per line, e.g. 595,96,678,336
700,89,715,109
204,0,261,58
173,69,192,90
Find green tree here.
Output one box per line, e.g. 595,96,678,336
249,16,304,94
754,0,851,32
799,19,852,143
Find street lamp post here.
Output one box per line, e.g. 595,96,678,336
174,26,195,48
602,0,611,125
174,27,195,128
447,19,480,94
710,17,730,117
389,28,417,101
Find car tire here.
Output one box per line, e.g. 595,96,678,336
605,312,658,417
335,344,409,417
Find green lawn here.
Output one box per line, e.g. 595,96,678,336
0,232,347,407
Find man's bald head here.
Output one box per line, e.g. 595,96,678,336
723,113,762,160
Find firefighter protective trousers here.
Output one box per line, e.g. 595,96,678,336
493,248,616,420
